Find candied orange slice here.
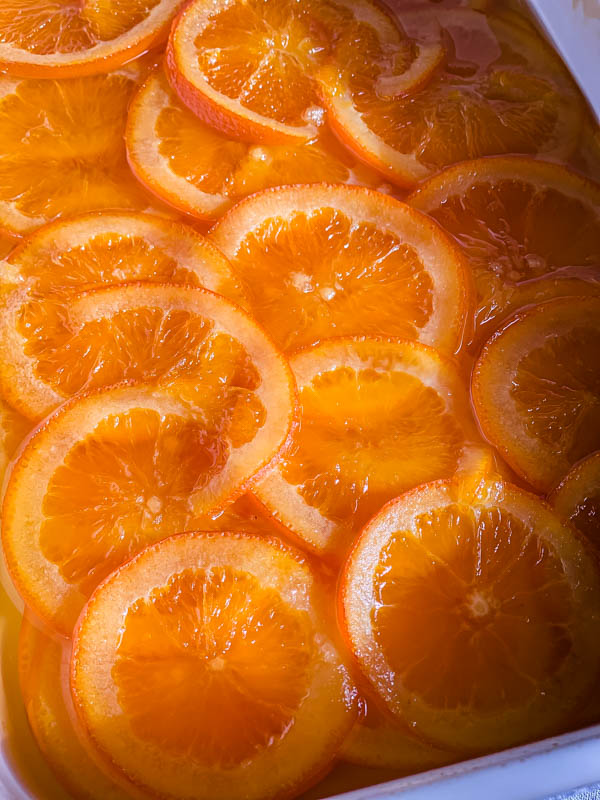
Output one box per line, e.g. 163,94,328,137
210,185,471,355
194,493,294,540
0,0,182,78
340,693,453,772
550,452,600,551
473,297,600,493
341,476,600,753
19,614,130,800
409,157,600,345
0,63,161,236
126,68,386,221
0,276,258,419
3,338,295,633
0,394,31,489
166,0,433,144
254,337,487,559
71,531,357,800
318,9,583,187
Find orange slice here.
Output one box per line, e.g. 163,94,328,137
0,0,182,78
409,157,600,346
550,452,600,552
341,476,600,753
194,493,295,540
126,67,387,221
0,274,256,420
0,229,17,259
19,614,130,800
318,9,583,187
472,297,600,493
210,185,472,355
0,394,31,491
254,337,487,560
340,693,454,772
2,323,295,634
166,0,433,144
71,531,357,800
0,63,162,236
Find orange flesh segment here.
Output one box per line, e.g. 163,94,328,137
551,451,600,551
342,477,600,752
0,65,161,235
18,615,130,800
409,157,600,345
473,297,600,493
126,68,385,220
255,338,487,559
210,185,470,355
319,9,582,186
71,532,357,800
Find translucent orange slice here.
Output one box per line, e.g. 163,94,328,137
2,315,295,633
254,337,488,560
340,693,454,772
126,67,386,221
0,394,31,490
71,531,357,800
19,614,131,800
341,476,600,752
0,63,161,236
409,157,600,346
210,185,472,355
0,0,183,78
550,451,600,552
318,9,583,187
166,0,434,144
472,297,600,493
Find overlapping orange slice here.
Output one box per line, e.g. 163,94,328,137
550,451,600,551
126,68,386,221
409,157,600,345
341,476,600,753
0,62,162,236
254,337,487,560
71,531,357,800
319,9,583,187
473,297,600,493
210,185,472,354
0,0,183,78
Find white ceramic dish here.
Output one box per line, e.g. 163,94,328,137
0,2,598,799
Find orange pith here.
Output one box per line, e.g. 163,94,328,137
409,157,600,345
0,64,164,236
0,0,183,77
71,532,357,800
340,693,454,772
18,614,130,800
473,297,600,493
341,477,600,753
319,9,583,187
126,68,386,220
255,337,487,559
550,451,600,551
2,321,295,633
210,185,471,355
0,280,262,420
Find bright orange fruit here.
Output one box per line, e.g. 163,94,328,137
2,310,295,633
71,531,357,800
550,451,600,551
0,63,163,236
254,337,488,559
409,157,600,346
0,393,31,489
341,476,600,753
166,0,436,144
0,0,183,78
126,67,386,221
472,297,600,493
210,184,472,355
340,693,454,772
318,9,583,187
19,613,131,800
